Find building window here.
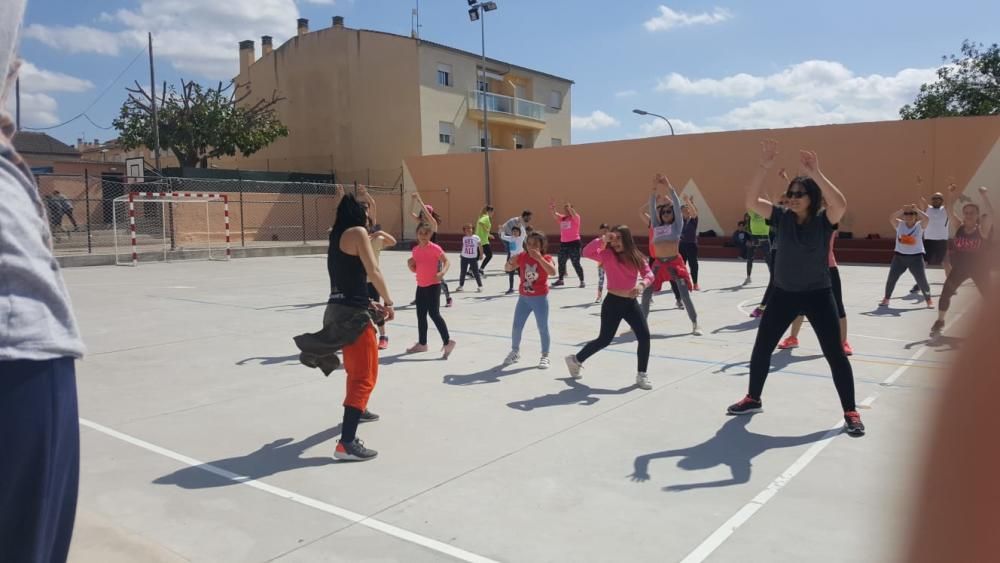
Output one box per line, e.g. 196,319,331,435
551,138,562,147
477,80,489,92
439,122,454,145
437,64,453,87
548,90,563,109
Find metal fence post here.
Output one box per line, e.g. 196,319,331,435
238,178,246,247
84,169,92,254
300,191,307,245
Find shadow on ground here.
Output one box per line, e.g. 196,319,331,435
507,377,635,411
628,416,831,492
154,425,343,489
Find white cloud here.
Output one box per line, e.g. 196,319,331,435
24,0,300,79
302,0,337,4
643,6,732,32
572,110,620,131
5,92,60,127
615,89,637,98
24,24,123,56
18,62,94,93
655,60,939,131
637,118,718,136
656,72,765,97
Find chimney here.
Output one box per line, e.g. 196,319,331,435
332,16,345,29
297,18,309,36
239,40,255,76
261,35,273,56
76,137,83,148
93,138,99,146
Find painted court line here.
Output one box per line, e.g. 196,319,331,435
678,311,962,563
78,418,498,563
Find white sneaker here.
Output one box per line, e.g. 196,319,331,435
477,286,483,293
564,355,583,379
744,276,752,285
692,323,703,336
503,350,520,366
636,372,652,390
538,356,550,369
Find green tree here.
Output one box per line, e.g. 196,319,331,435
113,80,289,168
900,40,1000,120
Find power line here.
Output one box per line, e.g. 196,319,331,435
83,113,113,130
23,47,146,132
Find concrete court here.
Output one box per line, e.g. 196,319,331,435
62,251,969,563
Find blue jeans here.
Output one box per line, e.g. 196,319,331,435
0,358,79,563
511,295,550,354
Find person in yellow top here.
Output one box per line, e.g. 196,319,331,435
475,205,495,277
744,209,772,285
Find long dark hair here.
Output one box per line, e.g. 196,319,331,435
332,194,367,238
611,225,646,272
788,176,823,218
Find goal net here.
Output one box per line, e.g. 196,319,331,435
113,191,231,265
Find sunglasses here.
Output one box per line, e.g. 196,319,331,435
903,212,917,216
785,190,808,199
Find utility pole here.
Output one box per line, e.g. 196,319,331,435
148,32,162,171
14,77,20,131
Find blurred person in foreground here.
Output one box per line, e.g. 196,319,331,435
904,274,999,561
0,1,86,561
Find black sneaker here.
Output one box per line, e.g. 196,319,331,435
844,411,865,436
359,409,380,423
909,284,920,294
552,279,565,287
930,319,944,337
727,395,763,415
335,438,378,461
579,281,586,288
505,288,515,294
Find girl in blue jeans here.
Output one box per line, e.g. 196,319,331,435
503,232,558,369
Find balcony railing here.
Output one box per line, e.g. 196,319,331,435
468,91,546,122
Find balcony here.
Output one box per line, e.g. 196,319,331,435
467,91,547,129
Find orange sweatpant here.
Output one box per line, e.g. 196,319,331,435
342,325,379,411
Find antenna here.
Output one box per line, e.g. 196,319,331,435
411,0,421,39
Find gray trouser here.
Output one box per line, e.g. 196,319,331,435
641,256,697,324
885,253,930,299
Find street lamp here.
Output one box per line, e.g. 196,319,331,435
469,0,498,205
632,108,675,136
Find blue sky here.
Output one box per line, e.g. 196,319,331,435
14,0,1000,146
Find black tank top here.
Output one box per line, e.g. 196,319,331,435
327,229,370,308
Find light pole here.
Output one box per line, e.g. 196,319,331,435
468,1,497,205
632,108,675,136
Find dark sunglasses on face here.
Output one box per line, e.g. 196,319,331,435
903,212,917,216
785,190,808,199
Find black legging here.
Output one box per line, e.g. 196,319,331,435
576,294,650,373
884,253,930,300
459,257,482,287
415,284,450,345
749,287,856,411
679,241,699,285
557,240,585,282
479,244,494,272
747,236,772,277
938,259,989,312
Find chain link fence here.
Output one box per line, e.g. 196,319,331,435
35,170,404,259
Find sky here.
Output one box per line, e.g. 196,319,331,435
12,0,1000,147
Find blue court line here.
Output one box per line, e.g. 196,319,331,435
387,322,938,388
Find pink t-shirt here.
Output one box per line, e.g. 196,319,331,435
582,238,653,291
557,213,582,243
828,232,838,268
412,242,445,287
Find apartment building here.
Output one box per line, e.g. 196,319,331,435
229,16,572,181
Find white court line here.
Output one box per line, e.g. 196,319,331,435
78,418,498,563
679,312,962,563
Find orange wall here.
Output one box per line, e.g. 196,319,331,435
404,116,1000,238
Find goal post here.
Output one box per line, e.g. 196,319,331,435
113,191,231,266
